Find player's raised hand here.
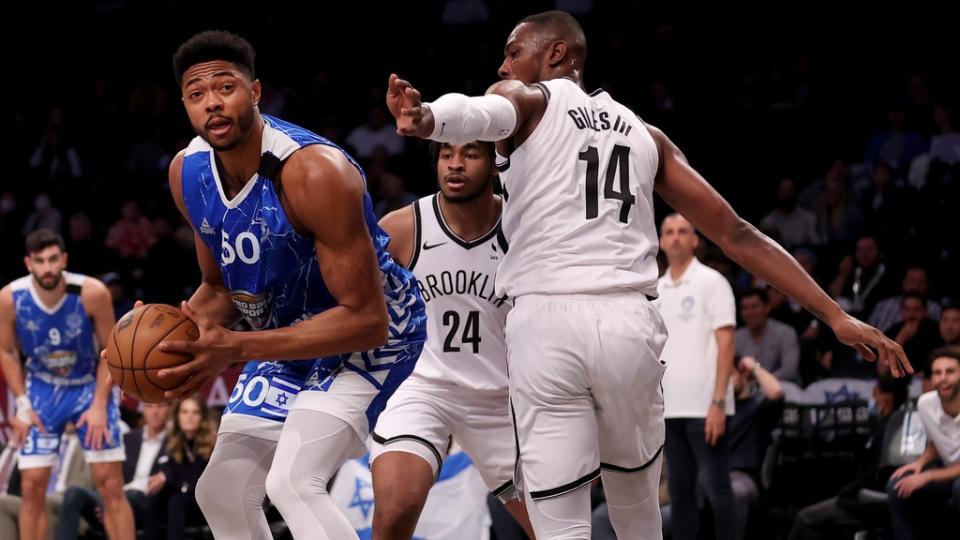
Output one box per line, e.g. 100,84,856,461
77,404,110,450
830,313,913,378
387,74,433,138
157,301,238,399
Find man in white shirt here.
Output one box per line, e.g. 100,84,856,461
655,213,737,540
887,347,960,539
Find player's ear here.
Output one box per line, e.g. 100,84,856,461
547,41,567,68
61,252,68,269
251,79,262,107
23,256,30,272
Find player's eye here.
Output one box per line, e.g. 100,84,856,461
188,91,202,100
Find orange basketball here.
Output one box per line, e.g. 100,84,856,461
105,304,199,403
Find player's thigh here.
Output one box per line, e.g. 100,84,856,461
451,391,518,501
594,296,668,470
506,296,600,499
20,385,68,470
71,386,125,463
371,377,455,476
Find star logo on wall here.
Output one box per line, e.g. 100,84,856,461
349,477,375,519
824,384,857,403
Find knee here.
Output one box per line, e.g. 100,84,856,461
19,475,47,505
195,469,218,512
264,463,296,507
94,474,125,505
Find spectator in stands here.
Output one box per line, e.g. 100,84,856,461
884,293,942,381
869,265,941,332
345,105,404,159
939,304,960,347
21,193,63,236
929,102,959,166
373,171,416,218
865,101,927,174
727,355,784,540
152,395,216,540
859,161,911,239
829,234,896,320
813,167,864,245
29,126,82,180
655,213,737,540
736,288,801,383
760,178,821,250
887,348,960,539
105,199,156,260
100,272,135,322
64,212,111,277
787,375,910,540
57,402,170,540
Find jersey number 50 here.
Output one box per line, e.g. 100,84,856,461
222,231,261,265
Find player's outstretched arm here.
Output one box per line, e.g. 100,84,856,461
168,151,241,326
157,145,390,397
648,125,912,377
386,74,546,151
379,206,415,268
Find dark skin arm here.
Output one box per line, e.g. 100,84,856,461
387,75,911,376
648,125,911,376
158,145,390,398
378,205,415,268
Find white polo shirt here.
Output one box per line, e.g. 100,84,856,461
655,258,737,418
917,391,960,465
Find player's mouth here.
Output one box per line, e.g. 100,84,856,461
444,174,468,189
206,116,233,137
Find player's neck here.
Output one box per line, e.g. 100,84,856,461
438,192,500,241
214,117,264,196
668,255,694,281
31,277,66,308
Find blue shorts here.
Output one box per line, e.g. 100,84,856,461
224,295,427,439
19,376,125,469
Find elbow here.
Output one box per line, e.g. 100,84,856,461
360,306,390,349
718,216,753,254
769,387,785,401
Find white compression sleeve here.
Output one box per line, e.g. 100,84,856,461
425,93,517,145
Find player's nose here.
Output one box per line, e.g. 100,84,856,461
498,60,510,80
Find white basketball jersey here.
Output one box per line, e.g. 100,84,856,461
495,77,661,298
408,194,510,391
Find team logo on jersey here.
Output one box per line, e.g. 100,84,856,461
200,218,216,236
24,320,40,332
42,350,77,377
66,313,84,330
679,296,696,321
231,290,274,330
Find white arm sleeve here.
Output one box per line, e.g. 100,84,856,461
424,93,518,145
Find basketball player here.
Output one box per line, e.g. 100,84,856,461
386,10,912,539
150,31,426,539
371,141,534,539
0,230,134,540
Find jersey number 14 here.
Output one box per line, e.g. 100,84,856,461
579,144,635,224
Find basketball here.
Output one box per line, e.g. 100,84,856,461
105,303,199,403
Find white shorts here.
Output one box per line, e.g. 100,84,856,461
371,373,517,501
507,293,667,501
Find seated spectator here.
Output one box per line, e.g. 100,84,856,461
865,101,927,174
736,288,801,383
940,304,960,347
21,193,63,236
829,234,897,320
56,402,171,540
884,293,943,381
373,171,416,218
728,355,784,539
858,161,912,240
100,272,135,322
105,199,156,260
760,178,821,249
787,375,910,540
65,212,112,277
886,348,960,539
813,163,864,244
869,265,941,333
929,102,959,166
153,394,215,540
345,106,405,159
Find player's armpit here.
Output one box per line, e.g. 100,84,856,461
378,205,416,268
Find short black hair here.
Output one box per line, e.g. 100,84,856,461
876,373,909,410
519,10,587,62
901,291,928,307
929,346,960,367
24,229,65,255
740,288,768,305
173,30,256,86
941,302,960,316
429,141,496,165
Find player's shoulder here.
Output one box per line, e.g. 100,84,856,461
379,202,416,239
77,274,110,300
284,144,364,193
4,276,33,294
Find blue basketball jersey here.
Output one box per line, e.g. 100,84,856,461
10,272,99,384
180,114,425,421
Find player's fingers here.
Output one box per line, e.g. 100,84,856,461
163,374,206,400
404,86,421,104
894,344,913,375
134,300,145,309
855,343,876,362
156,356,202,379
158,339,196,355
